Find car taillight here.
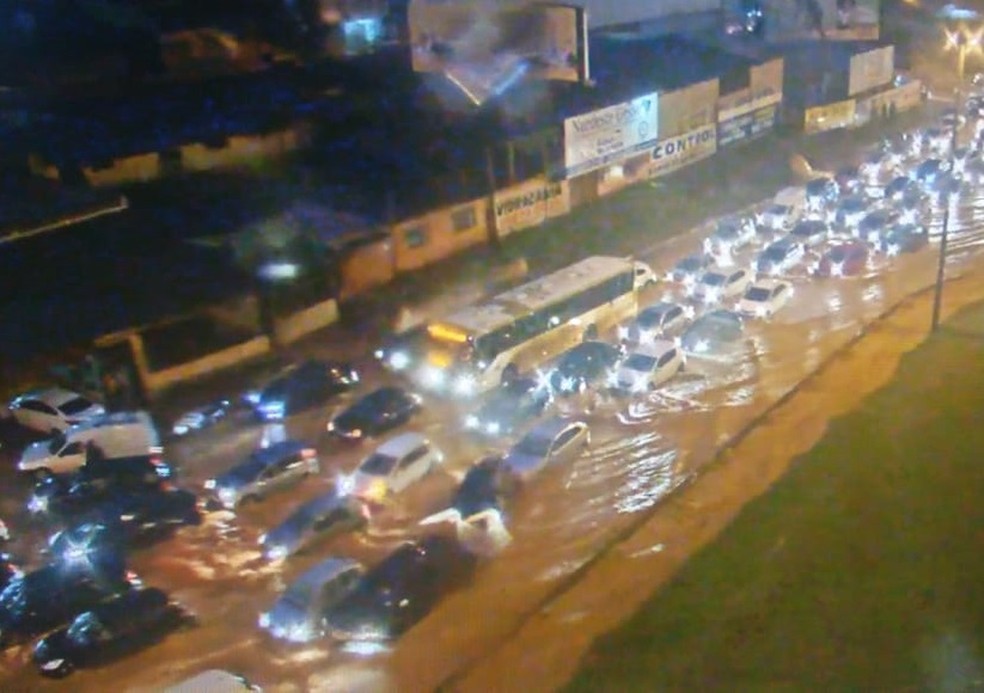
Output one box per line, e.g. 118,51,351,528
159,482,175,492
301,448,316,458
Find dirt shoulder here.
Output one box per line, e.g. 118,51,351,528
449,267,984,692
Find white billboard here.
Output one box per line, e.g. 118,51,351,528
564,92,660,177
848,45,894,97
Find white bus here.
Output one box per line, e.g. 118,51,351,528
411,256,655,395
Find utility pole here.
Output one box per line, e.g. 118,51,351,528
932,31,973,331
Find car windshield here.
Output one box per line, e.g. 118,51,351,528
714,225,738,239
676,256,701,272
360,453,397,475
637,307,668,328
67,612,104,646
559,344,613,373
746,287,771,302
0,579,27,618
286,495,340,529
842,199,866,211
792,223,820,237
768,204,789,215
514,433,552,458
763,245,788,261
703,273,726,286
59,396,93,415
353,389,399,416
48,431,67,454
625,353,657,371
828,247,848,262
281,582,314,610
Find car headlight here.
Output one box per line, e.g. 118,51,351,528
217,488,237,509
172,424,189,436
204,479,216,490
632,376,648,393
703,289,720,303
389,351,410,371
756,305,769,317
258,612,271,629
452,375,476,396
421,366,447,389
266,545,288,562
28,494,48,514
373,348,384,360
244,391,261,405
560,376,575,392
464,415,479,429
694,339,710,354
831,263,844,277
617,326,629,341
639,329,656,344
348,428,363,439
326,420,335,433
485,421,501,435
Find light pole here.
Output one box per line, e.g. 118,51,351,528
932,27,982,331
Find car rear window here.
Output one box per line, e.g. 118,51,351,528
59,396,94,415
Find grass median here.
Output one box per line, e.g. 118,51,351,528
567,299,984,692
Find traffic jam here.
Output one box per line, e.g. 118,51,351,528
3,103,984,689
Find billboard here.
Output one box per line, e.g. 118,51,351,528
648,124,717,179
408,0,588,104
803,98,857,134
848,45,894,97
564,92,660,177
718,91,781,147
762,0,880,41
493,177,570,236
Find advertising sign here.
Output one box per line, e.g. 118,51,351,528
647,123,717,179
717,91,781,147
493,177,570,237
804,99,857,134
848,45,894,97
408,0,588,103
564,92,660,177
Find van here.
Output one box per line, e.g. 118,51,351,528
162,669,262,692
18,411,161,477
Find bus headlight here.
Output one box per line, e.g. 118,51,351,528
452,375,476,396
389,351,410,371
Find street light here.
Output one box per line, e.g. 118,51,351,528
932,25,983,331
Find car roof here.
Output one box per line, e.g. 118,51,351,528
91,587,169,627
525,415,583,441
16,388,84,407
292,557,363,591
374,431,428,457
749,278,787,291
640,301,679,316
767,237,797,249
630,340,677,358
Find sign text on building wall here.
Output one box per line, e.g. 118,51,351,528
493,177,571,236
564,92,659,177
647,123,717,179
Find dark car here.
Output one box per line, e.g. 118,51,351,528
668,253,712,284
464,376,551,438
48,490,200,560
914,158,947,184
834,195,871,228
856,209,898,244
29,455,176,519
879,224,929,255
805,177,838,206
789,219,830,247
816,242,869,277
33,587,194,678
0,563,136,648
325,536,477,642
834,164,862,194
260,492,368,561
756,238,805,277
246,360,360,422
451,455,521,521
884,175,913,200
327,387,422,440
680,310,744,355
373,325,426,373
548,341,623,395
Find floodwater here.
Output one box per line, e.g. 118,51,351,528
3,135,984,692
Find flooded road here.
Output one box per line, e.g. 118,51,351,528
4,134,984,692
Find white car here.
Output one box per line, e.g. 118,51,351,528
693,267,753,304
702,217,757,257
6,388,105,434
351,432,443,501
738,279,794,319
618,302,689,345
615,341,685,393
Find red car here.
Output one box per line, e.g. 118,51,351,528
817,242,869,277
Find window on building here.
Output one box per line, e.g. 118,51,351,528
451,206,477,232
404,226,427,248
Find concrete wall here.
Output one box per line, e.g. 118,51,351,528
272,298,340,346
142,335,272,395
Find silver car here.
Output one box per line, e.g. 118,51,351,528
258,558,364,643
204,441,320,510
502,417,590,481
